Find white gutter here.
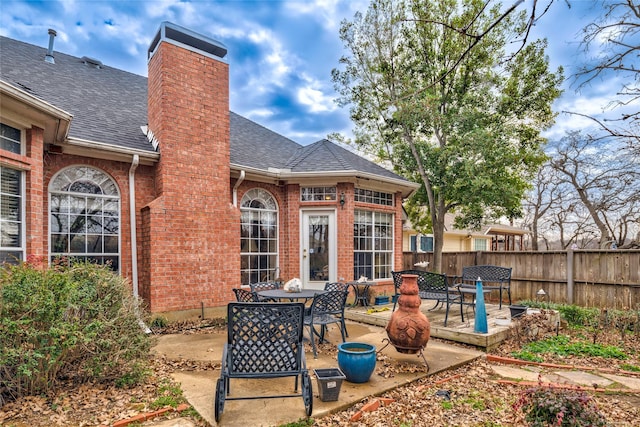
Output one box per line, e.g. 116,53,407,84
66,137,159,163
232,170,245,207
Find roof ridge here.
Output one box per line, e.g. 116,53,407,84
321,139,359,170
285,139,351,170
284,140,323,169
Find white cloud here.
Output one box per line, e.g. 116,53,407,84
297,85,336,113
284,0,348,30
245,108,274,119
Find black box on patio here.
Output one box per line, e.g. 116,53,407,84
313,368,346,402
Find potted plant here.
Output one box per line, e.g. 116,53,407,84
374,291,390,305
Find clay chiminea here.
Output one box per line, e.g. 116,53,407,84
386,274,430,353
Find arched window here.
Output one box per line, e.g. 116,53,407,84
240,188,278,285
49,166,120,271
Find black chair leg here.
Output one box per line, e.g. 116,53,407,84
444,302,449,327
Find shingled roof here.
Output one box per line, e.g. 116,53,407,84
0,35,413,186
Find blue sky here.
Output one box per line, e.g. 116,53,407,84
0,0,623,145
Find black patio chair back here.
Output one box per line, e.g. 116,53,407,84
232,288,258,302
214,302,312,422
323,282,350,337
304,290,348,358
249,281,280,292
249,281,281,301
324,282,349,292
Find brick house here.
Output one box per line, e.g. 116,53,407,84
0,22,418,318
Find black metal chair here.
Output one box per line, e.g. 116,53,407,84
232,288,258,302
249,281,281,301
304,290,348,358
215,302,312,422
323,282,350,336
451,265,512,309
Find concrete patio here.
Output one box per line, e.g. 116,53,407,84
150,300,519,426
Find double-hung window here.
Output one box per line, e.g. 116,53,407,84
353,210,393,280
0,166,24,264
0,123,24,264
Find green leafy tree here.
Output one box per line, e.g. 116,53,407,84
332,0,563,271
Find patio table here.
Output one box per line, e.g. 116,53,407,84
346,281,379,307
258,289,324,303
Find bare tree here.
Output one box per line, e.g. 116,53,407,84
548,130,640,247
523,164,562,250
570,0,640,150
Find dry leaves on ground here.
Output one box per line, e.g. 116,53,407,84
3,317,640,426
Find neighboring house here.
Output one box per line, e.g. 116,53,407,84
403,212,530,253
0,22,418,318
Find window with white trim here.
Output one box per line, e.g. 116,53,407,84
353,210,393,280
240,188,278,285
1,122,22,155
473,238,487,251
0,166,24,264
301,186,336,201
49,166,120,271
354,188,393,206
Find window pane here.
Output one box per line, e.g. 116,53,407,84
69,197,86,214
103,217,118,234
50,213,68,233
51,234,68,253
69,215,86,233
1,123,21,155
70,234,85,253
0,250,22,264
86,215,102,233
1,222,20,246
103,236,118,253
86,235,102,253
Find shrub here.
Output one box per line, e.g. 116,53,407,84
0,259,151,401
513,385,607,427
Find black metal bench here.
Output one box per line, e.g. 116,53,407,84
391,270,463,327
214,302,313,422
451,265,512,309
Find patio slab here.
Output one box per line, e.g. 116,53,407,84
152,319,484,426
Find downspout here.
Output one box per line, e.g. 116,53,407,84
232,170,245,207
129,155,150,332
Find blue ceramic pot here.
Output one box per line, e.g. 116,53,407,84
337,342,376,383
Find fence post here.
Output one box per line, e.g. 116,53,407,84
566,249,574,304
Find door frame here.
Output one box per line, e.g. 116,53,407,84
300,209,337,290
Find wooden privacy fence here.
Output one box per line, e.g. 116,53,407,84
402,250,640,310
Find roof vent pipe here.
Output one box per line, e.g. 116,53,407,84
45,29,56,64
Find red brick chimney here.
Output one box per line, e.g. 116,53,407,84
142,22,240,315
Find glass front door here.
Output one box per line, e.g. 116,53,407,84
301,210,336,289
